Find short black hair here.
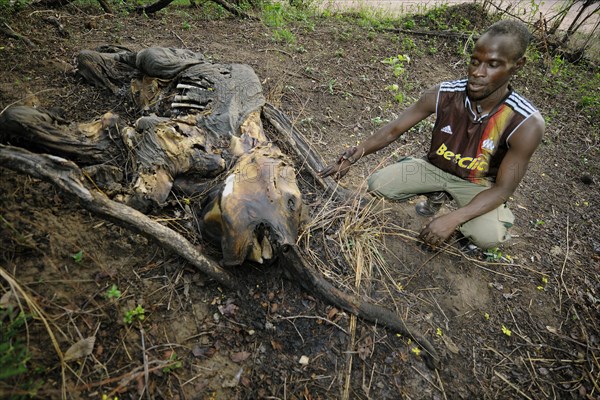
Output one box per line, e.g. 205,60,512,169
483,19,532,59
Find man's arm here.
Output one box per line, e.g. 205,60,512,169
319,85,439,179
420,113,545,246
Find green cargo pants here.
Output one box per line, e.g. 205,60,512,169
367,157,514,249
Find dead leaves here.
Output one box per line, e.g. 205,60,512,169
64,336,96,362
192,345,216,359
357,335,373,361
230,351,251,363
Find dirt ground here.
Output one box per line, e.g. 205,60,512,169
0,2,599,399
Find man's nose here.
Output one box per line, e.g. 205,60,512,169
472,64,486,77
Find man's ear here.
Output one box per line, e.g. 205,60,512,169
514,56,526,71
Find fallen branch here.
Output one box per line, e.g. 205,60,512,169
0,144,236,289
0,22,36,47
135,0,175,14
209,0,257,19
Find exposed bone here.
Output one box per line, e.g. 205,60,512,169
170,103,206,110
261,235,273,260
176,83,205,90
248,236,263,264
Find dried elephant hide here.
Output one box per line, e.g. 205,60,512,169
0,46,303,266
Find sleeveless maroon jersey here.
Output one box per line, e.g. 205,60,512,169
427,79,539,185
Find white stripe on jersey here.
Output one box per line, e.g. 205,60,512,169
506,92,537,116
440,79,467,92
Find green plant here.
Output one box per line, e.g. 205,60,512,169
0,307,30,380
371,116,389,125
105,284,122,300
182,21,191,30
163,352,183,373
483,247,506,262
403,18,415,29
402,37,416,52
123,305,145,324
71,250,84,263
381,54,410,77
272,28,296,44
550,55,567,76
327,78,336,95
385,83,405,104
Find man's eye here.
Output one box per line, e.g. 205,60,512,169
470,59,479,66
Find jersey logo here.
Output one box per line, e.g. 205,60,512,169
441,125,453,134
482,139,496,152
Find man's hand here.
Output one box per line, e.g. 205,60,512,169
318,146,358,179
419,213,460,247
319,159,353,179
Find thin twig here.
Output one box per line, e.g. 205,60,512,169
560,216,571,302
435,368,448,400
342,315,356,400
0,89,55,117
410,365,442,391
494,371,533,400
275,315,348,335
171,30,186,47
141,328,151,400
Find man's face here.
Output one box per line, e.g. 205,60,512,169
467,33,524,102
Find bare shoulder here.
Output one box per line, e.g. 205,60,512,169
415,84,441,113
508,111,545,153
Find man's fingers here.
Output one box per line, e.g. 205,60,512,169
420,227,441,247
319,166,336,178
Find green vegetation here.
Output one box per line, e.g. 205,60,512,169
0,307,30,380
105,284,122,300
382,54,411,105
272,28,295,44
123,304,145,324
483,247,511,263
162,352,183,373
71,250,84,263
260,0,316,44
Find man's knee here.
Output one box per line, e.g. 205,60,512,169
367,172,384,194
460,218,511,249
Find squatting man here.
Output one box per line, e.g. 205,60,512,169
320,19,545,250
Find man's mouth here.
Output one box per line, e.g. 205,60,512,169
468,82,485,92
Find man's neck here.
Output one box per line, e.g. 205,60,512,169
473,85,511,115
